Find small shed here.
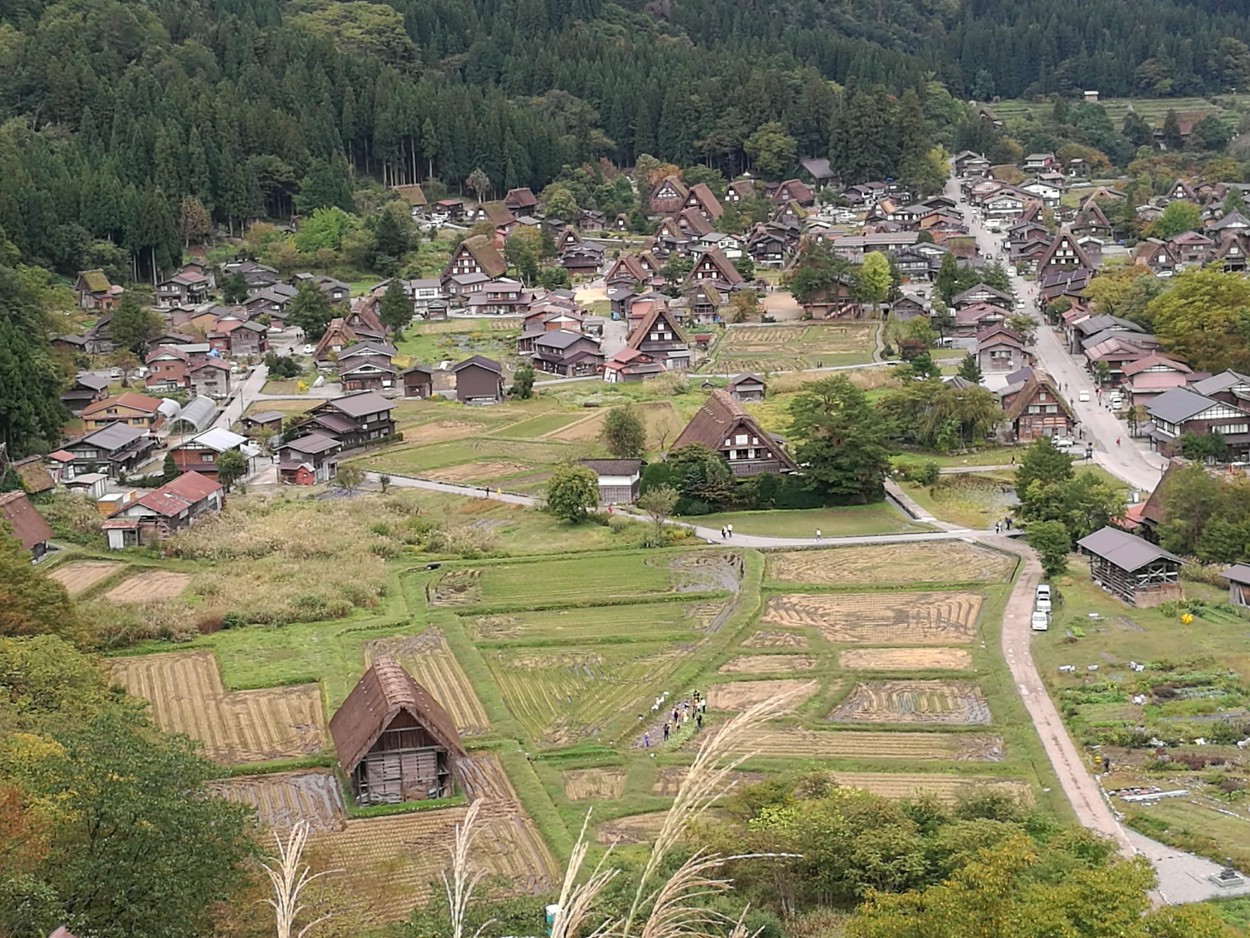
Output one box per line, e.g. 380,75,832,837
1220,564,1250,608
330,657,464,805
579,458,642,505
1076,526,1183,607
241,410,285,440
728,373,767,402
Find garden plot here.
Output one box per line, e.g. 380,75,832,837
830,681,992,725
706,679,821,713
839,648,973,671
693,725,1004,761
463,601,731,644
741,629,809,648
109,650,324,764
763,591,983,644
212,770,346,832
48,560,122,595
563,768,626,801
367,629,490,735
710,323,876,372
768,543,1012,587
482,641,694,746
718,654,819,674
105,570,191,603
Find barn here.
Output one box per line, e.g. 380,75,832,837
329,657,465,805
1076,526,1183,607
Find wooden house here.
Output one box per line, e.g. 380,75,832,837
0,491,54,559
998,368,1074,442
303,393,396,448
103,471,223,549
241,410,285,441
312,319,359,363
974,326,1032,374
80,392,165,432
687,248,744,289
60,373,111,414
330,657,464,805
1076,526,1183,607
532,331,604,377
453,356,505,405
673,389,796,478
771,179,814,206
504,187,539,214
683,183,724,222
74,269,124,311
578,459,642,505
61,424,156,476
278,433,341,485
170,428,258,479
441,236,507,289
157,266,213,306
1146,388,1250,461
625,304,691,370
648,175,689,216
401,364,435,398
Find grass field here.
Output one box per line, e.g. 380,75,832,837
462,600,733,644
707,323,878,373
696,504,932,538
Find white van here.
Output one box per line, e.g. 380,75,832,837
1036,584,1051,603
1031,611,1050,631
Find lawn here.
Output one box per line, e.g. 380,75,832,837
899,474,1016,530
461,601,729,645
694,504,932,538
392,318,521,369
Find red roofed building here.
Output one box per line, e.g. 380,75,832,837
104,471,223,549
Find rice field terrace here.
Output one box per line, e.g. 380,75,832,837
96,519,1049,919
424,550,742,610
707,322,878,373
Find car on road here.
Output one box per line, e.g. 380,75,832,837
1031,611,1050,631
1109,394,1123,409
1035,585,1052,614
1078,390,1091,402
302,344,314,355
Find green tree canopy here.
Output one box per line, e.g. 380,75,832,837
545,462,599,522
601,408,647,458
1145,268,1250,372
377,278,413,335
287,281,334,342
789,375,892,503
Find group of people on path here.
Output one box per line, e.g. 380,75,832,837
719,525,734,540
641,689,706,749
993,517,1015,535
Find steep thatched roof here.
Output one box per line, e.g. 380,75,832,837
330,656,465,774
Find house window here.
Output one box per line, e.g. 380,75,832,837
201,453,214,462
735,434,748,445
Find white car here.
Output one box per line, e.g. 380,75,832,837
302,344,314,355
1078,390,1091,402
1031,611,1050,632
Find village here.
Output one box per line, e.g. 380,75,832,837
10,127,1250,934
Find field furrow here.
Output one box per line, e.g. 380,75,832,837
762,592,983,644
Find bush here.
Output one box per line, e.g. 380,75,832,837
914,460,940,487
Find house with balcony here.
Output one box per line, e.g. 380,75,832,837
672,389,796,478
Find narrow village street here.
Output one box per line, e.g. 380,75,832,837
943,173,1165,493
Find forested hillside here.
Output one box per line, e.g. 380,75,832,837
2,0,1250,278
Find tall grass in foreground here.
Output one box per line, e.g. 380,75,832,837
260,820,340,938
448,687,812,938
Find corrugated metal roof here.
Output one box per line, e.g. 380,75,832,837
1076,526,1182,572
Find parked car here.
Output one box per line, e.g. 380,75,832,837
1031,611,1050,631
302,344,314,355
1078,390,1091,402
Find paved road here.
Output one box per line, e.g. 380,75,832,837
943,175,1164,494
212,364,269,430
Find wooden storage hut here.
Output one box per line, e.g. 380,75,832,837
1076,526,1183,607
329,657,465,805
